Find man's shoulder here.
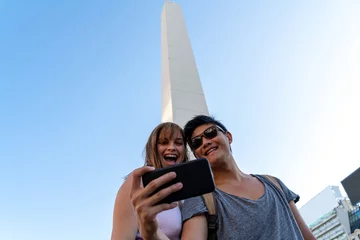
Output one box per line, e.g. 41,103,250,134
182,195,208,222
253,174,300,203
183,195,205,208
251,173,278,179
252,174,281,185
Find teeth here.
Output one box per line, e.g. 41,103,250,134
164,154,177,162
206,148,217,155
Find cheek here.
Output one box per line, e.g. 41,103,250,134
176,145,185,153
195,149,203,157
157,145,165,155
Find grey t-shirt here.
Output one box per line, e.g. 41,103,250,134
182,175,303,240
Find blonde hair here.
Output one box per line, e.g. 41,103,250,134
144,122,189,168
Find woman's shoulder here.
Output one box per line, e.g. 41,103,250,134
116,171,135,200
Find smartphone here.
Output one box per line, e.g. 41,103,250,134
142,158,215,204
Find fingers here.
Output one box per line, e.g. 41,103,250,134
140,171,177,198
130,166,184,223
130,167,184,237
138,201,179,225
135,181,183,222
146,181,183,206
130,166,155,197
132,170,182,205
131,170,183,210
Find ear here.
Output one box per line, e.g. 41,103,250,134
225,131,233,144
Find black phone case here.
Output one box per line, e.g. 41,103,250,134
142,158,215,204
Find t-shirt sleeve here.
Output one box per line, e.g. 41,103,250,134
275,177,300,204
181,196,208,222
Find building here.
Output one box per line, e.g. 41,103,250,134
349,205,360,235
300,186,347,225
309,206,350,240
161,1,209,128
300,186,351,239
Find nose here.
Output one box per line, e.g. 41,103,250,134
201,137,212,148
167,142,176,151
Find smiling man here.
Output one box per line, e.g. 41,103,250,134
180,115,315,240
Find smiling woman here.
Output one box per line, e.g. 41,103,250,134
145,122,188,168
111,122,189,240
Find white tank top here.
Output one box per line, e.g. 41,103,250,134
135,207,182,240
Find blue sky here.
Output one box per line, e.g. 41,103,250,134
0,0,359,239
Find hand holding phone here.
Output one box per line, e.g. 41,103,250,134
130,166,180,240
142,158,215,204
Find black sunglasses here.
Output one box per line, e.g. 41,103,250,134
190,125,225,150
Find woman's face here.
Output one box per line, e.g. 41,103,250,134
157,129,186,167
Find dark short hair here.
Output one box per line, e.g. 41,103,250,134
184,115,228,144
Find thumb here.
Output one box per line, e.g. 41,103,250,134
131,166,155,194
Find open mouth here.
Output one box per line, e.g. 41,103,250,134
164,154,178,165
205,147,218,156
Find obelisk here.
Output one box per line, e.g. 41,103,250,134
161,1,209,128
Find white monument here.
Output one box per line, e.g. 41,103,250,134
161,1,209,128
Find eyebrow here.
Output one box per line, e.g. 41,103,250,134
159,137,183,141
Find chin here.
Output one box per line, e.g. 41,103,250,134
206,153,217,161
207,155,221,165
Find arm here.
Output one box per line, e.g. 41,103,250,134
181,215,207,240
289,201,316,240
111,175,138,240
131,166,182,240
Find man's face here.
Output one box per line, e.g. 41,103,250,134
190,123,232,165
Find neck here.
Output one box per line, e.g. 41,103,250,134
211,155,247,186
